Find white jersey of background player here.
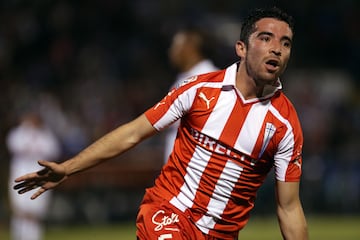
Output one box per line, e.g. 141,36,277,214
7,112,61,240
164,28,218,162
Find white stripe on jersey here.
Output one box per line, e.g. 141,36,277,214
175,144,211,209
153,90,197,130
234,101,271,155
200,88,237,139
196,160,243,234
269,105,295,181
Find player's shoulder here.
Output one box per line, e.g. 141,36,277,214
176,69,226,89
198,69,225,82
271,91,300,117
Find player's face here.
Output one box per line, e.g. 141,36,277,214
236,18,293,84
168,32,188,69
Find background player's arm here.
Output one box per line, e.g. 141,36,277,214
14,114,157,199
275,181,309,240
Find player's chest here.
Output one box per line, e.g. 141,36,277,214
186,88,281,159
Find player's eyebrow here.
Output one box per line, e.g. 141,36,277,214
281,35,292,44
256,31,273,38
257,31,292,44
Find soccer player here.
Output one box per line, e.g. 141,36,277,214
164,27,218,162
13,7,308,240
7,111,61,240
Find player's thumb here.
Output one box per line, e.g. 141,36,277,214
37,160,52,168
37,160,66,177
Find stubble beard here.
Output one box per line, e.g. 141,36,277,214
245,60,278,87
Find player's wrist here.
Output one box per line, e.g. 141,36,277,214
62,159,77,176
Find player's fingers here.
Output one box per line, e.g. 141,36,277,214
13,181,28,190
16,179,49,193
16,183,40,194
30,186,47,200
14,172,40,183
13,179,39,190
14,161,51,183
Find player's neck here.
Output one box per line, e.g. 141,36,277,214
235,66,265,100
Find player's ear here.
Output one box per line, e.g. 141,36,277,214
235,40,246,58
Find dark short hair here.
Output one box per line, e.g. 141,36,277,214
177,27,214,59
240,7,295,45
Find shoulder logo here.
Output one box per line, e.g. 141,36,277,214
294,158,302,169
154,101,166,110
198,92,215,109
153,89,175,110
176,75,198,88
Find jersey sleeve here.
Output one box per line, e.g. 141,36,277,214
273,103,304,182
145,76,199,131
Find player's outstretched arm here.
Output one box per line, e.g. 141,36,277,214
14,114,157,199
276,181,309,240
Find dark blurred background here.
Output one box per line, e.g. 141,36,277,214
1,0,359,226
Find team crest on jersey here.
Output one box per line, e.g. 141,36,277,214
258,122,276,158
176,75,198,89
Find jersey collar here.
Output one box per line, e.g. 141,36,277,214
223,62,282,103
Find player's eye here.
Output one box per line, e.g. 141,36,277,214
283,41,291,48
260,36,270,42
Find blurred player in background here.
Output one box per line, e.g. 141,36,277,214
13,7,308,240
7,111,61,240
164,27,218,162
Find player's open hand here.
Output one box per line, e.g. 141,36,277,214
13,160,67,200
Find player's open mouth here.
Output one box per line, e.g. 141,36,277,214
265,59,280,72
266,59,279,67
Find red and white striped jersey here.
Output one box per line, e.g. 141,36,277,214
144,63,303,239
